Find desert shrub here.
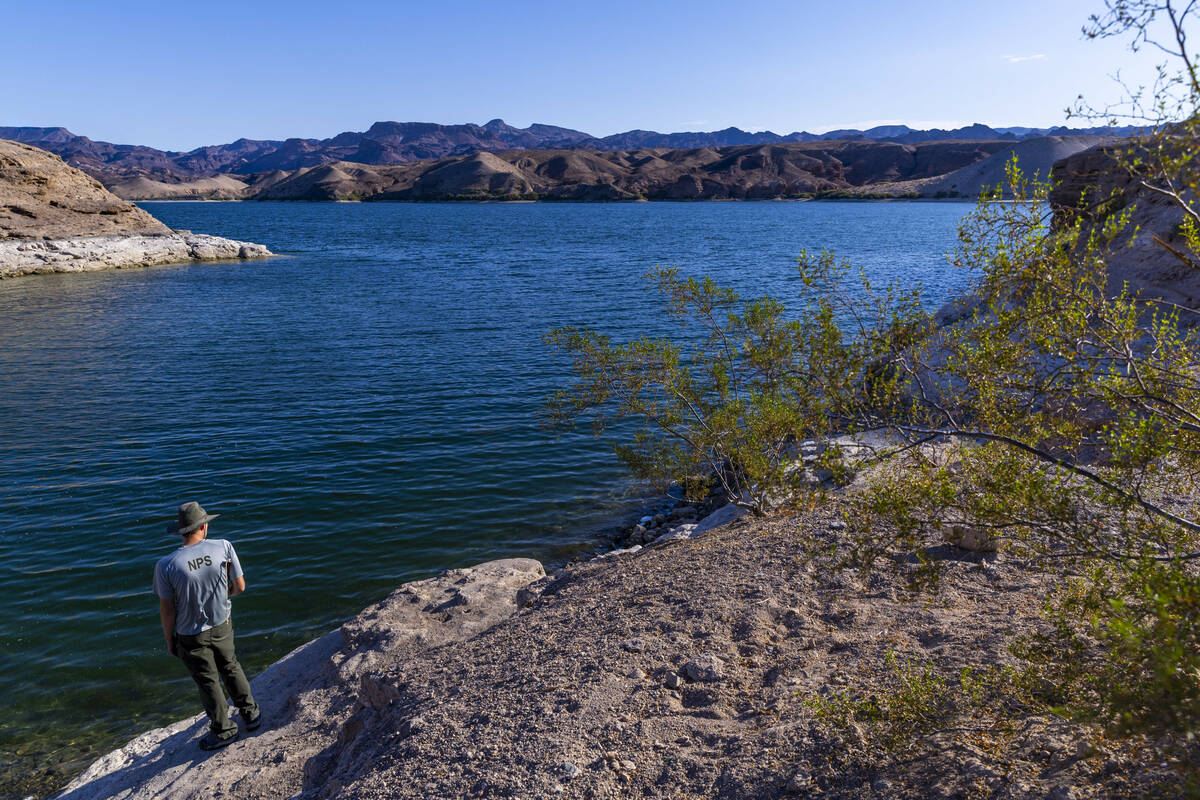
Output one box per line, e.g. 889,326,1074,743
547,0,1200,760
544,266,920,512
1015,559,1200,740
807,651,1040,753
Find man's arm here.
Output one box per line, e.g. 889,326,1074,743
226,543,245,597
159,598,178,657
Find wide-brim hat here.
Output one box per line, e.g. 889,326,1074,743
166,501,219,535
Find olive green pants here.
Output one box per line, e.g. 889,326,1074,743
176,619,258,738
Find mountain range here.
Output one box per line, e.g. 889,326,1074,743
0,120,1138,184
82,136,1108,203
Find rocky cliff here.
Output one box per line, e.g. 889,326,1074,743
0,139,169,239
0,140,272,277
1050,140,1199,313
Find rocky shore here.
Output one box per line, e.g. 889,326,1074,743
0,232,273,279
51,477,1167,800
0,139,272,277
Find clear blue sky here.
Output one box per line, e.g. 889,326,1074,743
2,0,1166,151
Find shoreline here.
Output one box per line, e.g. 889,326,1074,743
16,488,685,799
50,557,548,800
128,196,977,205
48,483,1163,800
46,488,731,800
0,231,275,280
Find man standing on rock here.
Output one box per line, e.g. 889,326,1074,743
154,501,261,750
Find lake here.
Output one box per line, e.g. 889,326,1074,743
0,200,975,797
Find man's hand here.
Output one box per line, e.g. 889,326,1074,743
167,637,179,658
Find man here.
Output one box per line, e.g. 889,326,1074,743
154,501,261,750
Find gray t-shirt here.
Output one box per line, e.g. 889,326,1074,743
153,538,244,636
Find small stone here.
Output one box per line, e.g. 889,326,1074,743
1046,788,1075,800
621,638,646,652
944,523,999,552
871,778,892,792
664,671,682,689
515,587,538,607
829,520,847,530
629,667,647,679
560,762,582,780
683,654,726,682
786,771,809,793
620,760,636,772
399,716,425,738
649,530,691,547
600,545,642,559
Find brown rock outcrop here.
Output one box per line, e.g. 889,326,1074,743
862,135,1117,199
0,139,273,276
0,140,169,239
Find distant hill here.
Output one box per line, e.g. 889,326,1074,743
0,121,1141,186
102,139,1127,203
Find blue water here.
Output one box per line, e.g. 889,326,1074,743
0,200,974,796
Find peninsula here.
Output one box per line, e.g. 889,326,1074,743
0,140,272,278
